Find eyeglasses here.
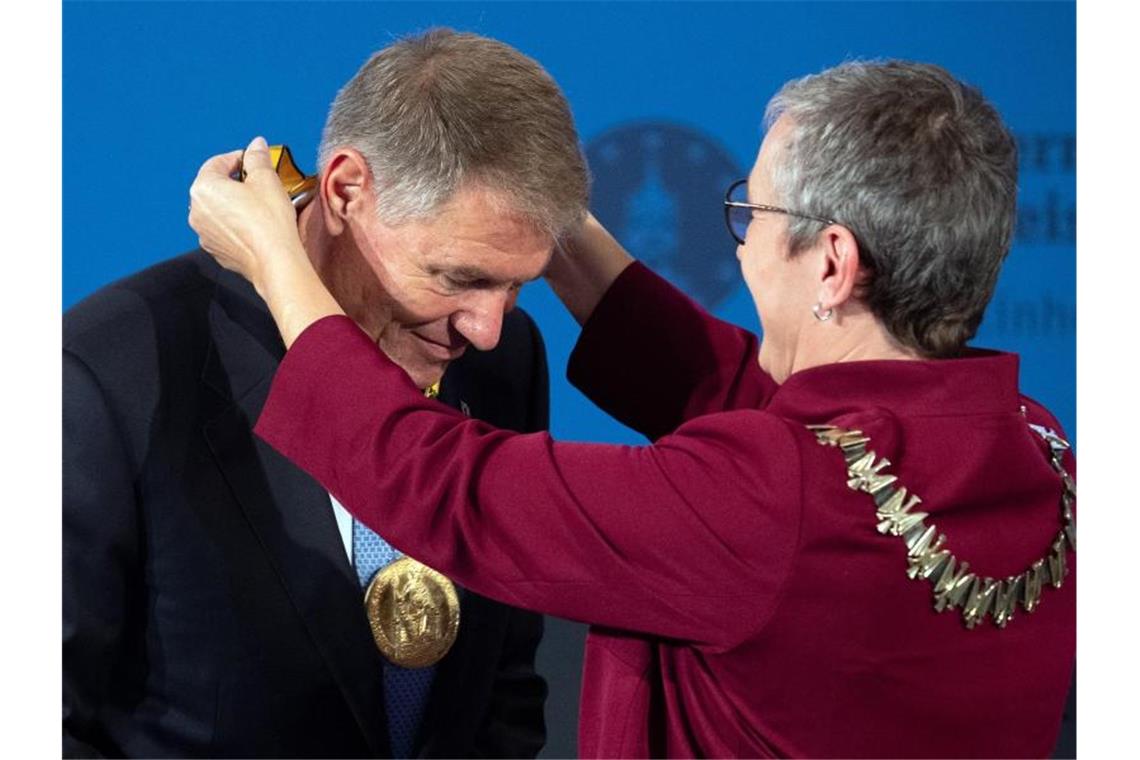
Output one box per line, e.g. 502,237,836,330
723,178,836,245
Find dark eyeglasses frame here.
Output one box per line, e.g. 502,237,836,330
723,178,837,245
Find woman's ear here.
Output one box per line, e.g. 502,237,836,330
817,224,863,311
319,148,371,236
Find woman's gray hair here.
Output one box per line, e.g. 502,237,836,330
765,60,1018,357
318,28,588,240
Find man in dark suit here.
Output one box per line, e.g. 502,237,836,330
63,29,588,757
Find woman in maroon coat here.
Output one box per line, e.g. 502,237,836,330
188,60,1075,757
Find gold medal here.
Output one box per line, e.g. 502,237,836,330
364,557,460,668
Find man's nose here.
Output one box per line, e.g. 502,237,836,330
452,289,513,351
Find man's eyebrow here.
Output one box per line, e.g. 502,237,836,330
438,265,544,285
444,265,497,281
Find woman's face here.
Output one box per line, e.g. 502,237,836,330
738,116,823,382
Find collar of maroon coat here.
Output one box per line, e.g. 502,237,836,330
569,260,1026,437
765,349,1023,423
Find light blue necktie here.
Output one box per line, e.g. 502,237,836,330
353,520,436,758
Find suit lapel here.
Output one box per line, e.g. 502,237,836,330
201,270,390,756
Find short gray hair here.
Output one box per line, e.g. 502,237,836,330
318,28,588,240
765,60,1018,357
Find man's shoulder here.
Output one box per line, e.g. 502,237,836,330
64,250,217,356
63,251,221,406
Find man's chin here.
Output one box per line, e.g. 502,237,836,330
406,359,450,392
379,337,466,390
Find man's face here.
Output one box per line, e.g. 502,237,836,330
339,185,553,389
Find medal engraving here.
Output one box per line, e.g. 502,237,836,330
364,557,460,668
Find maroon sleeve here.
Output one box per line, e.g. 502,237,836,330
567,262,779,441
255,316,801,649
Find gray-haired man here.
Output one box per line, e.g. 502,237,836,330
64,29,587,757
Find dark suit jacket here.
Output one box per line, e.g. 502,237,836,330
63,251,549,758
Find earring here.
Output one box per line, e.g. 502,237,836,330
812,302,834,322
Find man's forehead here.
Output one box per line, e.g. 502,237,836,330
428,237,553,283
399,183,553,276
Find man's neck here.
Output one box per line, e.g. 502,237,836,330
296,201,329,274
294,201,389,342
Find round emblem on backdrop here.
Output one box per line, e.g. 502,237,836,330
587,123,743,308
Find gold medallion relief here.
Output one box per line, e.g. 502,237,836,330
364,557,460,667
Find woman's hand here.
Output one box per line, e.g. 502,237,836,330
188,136,309,297
545,212,635,325
188,136,344,348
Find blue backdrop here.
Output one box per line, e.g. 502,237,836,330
63,1,1076,755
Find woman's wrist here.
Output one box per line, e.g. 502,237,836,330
547,214,635,325
260,244,346,348
255,237,309,295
